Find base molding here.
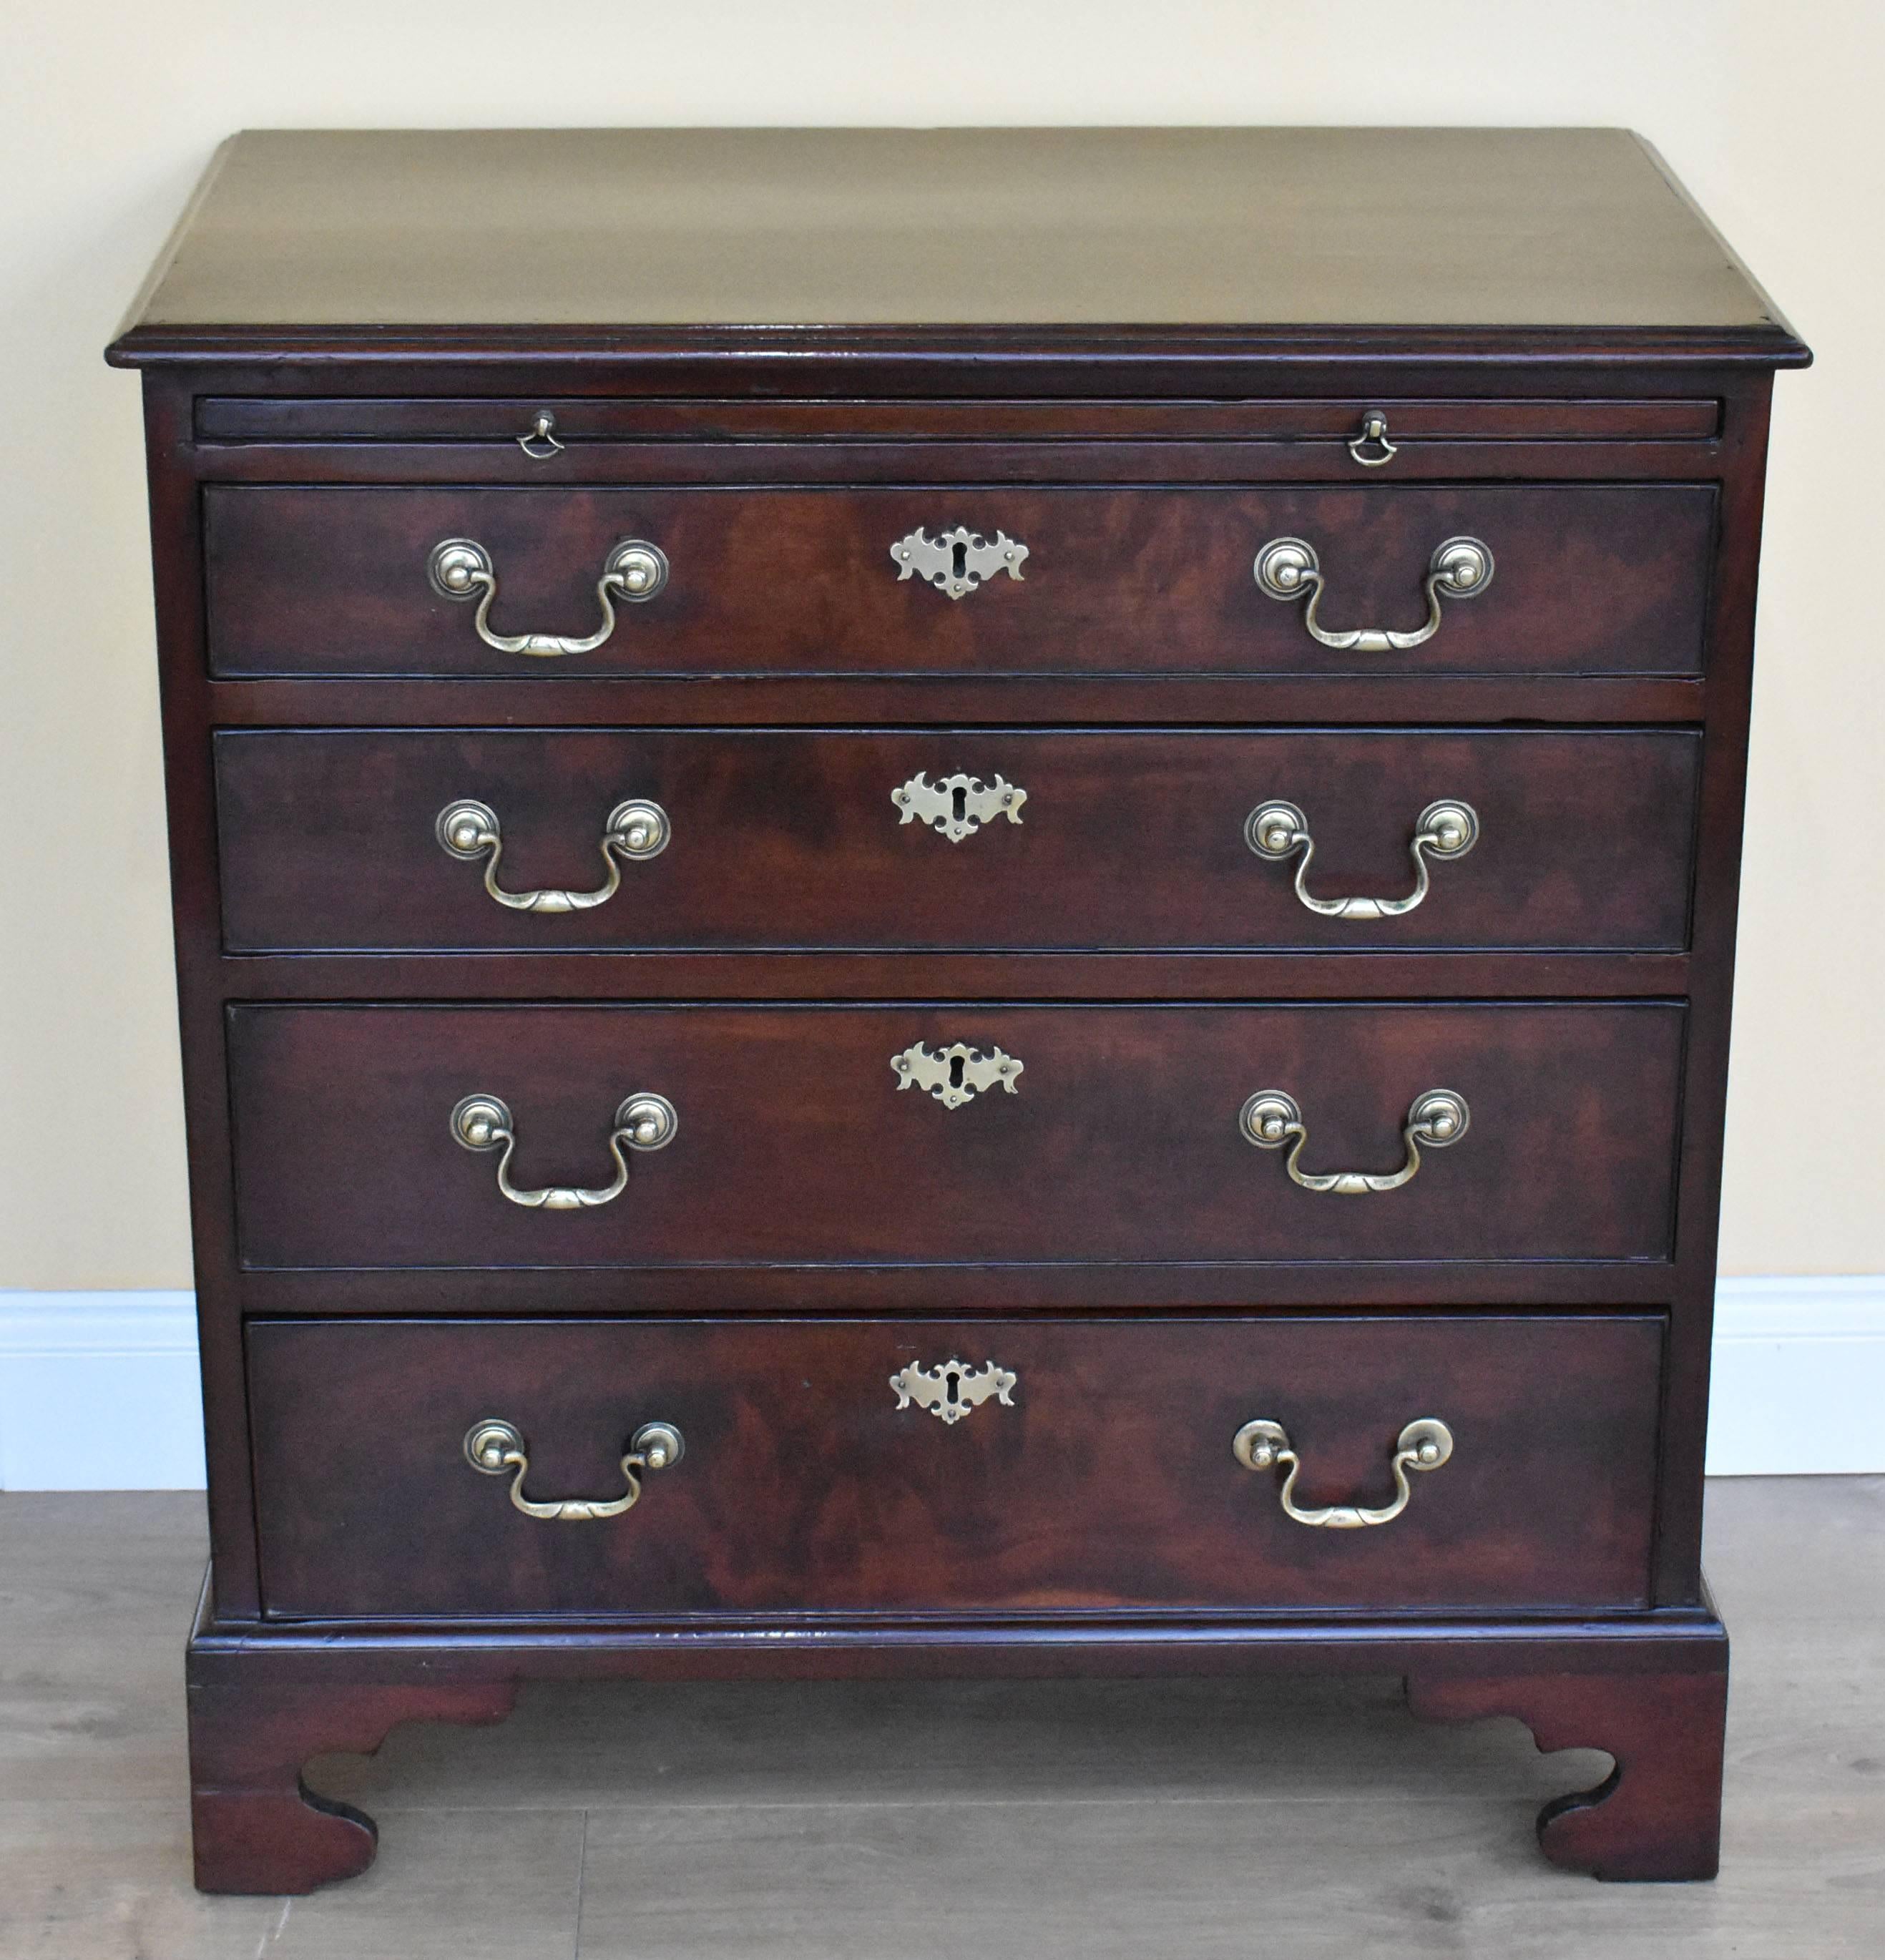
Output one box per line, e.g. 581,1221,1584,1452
189,1675,520,1894
1408,1662,1727,1880
3,1278,1880,1487
187,1575,1730,1892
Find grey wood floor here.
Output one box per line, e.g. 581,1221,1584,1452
1,1478,1879,1957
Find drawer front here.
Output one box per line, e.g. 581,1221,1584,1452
226,1003,1683,1270
215,727,1700,954
202,484,1715,678
248,1314,1663,1619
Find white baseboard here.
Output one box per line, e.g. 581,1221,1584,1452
1704,1277,1885,1475
0,1292,202,1490
0,1282,1879,1489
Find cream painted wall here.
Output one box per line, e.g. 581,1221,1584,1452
0,1,1878,1288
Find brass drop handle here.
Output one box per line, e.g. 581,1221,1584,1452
1233,1417,1453,1528
435,797,670,913
1254,535,1492,651
464,1418,683,1521
428,536,668,657
1346,409,1398,468
1239,1088,1469,1194
517,411,564,459
450,1091,677,1210
1245,798,1479,918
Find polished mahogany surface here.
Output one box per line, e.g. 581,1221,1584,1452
112,128,1799,346
215,727,1701,954
248,1315,1664,1619
107,127,1803,1891
202,483,1716,679
225,1002,1685,1270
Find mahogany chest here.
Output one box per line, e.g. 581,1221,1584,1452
107,126,1807,1891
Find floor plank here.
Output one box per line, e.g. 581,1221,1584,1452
573,1789,1885,1960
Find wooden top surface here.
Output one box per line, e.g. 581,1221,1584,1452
109,127,1803,362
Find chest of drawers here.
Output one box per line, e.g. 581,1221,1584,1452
107,126,1806,1893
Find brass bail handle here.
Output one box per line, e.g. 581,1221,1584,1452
435,796,670,913
1245,798,1479,918
1239,1088,1470,1195
518,411,564,459
451,1091,677,1210
1347,408,1398,467
1233,1416,1454,1527
1254,534,1492,652
428,536,669,657
464,1418,684,1521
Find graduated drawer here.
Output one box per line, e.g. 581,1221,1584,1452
226,1003,1683,1270
215,727,1700,954
247,1314,1664,1618
202,484,1716,678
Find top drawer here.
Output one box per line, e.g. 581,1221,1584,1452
201,484,1717,680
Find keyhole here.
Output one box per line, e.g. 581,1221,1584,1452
951,784,967,824
949,1054,966,1089
945,1368,964,1407
951,539,969,581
